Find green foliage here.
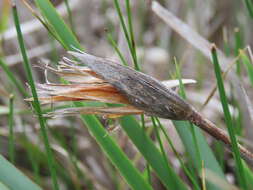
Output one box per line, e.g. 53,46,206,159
1,1,253,190
35,0,81,50
0,155,41,190
0,58,27,97
120,116,188,190
8,95,14,163
173,60,225,190
211,45,247,189
240,50,253,86
243,0,253,18
33,1,154,189
12,4,59,190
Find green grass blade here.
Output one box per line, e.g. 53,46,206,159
243,0,253,18
173,121,224,190
243,162,253,189
141,116,152,185
125,0,138,69
19,135,77,188
8,94,15,163
173,59,225,189
156,118,201,190
25,140,41,185
34,0,81,50
0,155,42,190
113,0,140,70
0,58,28,97
146,163,151,185
174,60,202,168
106,32,128,66
0,182,10,190
77,112,153,190
12,4,59,190
211,45,247,189
120,116,188,190
63,0,75,31
234,28,243,74
151,117,172,176
240,50,253,86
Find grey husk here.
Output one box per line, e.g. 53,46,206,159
68,51,253,164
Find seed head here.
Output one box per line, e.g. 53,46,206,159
68,51,194,120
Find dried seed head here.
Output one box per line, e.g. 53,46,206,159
31,51,253,163
68,51,194,120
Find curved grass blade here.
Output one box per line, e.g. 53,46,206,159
243,161,253,189
120,116,188,190
34,0,81,50
0,58,28,97
243,0,253,18
0,155,41,190
76,108,153,190
172,60,225,190
156,118,201,190
0,182,10,190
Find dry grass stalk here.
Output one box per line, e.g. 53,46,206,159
29,51,253,164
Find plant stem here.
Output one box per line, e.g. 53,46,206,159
188,109,253,165
8,94,15,163
12,3,59,190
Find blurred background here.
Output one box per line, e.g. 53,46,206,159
1,0,253,189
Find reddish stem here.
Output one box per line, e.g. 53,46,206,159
188,109,253,164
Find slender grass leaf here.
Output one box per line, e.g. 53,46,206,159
12,4,59,190
0,182,10,190
243,161,253,189
243,0,253,18
240,50,253,86
34,0,81,50
173,120,224,190
120,116,188,190
0,155,41,190
8,94,15,163
0,58,27,97
77,111,153,190
234,28,243,75
156,118,201,190
211,45,247,189
106,32,128,66
204,169,239,190
113,0,140,70
63,0,75,31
